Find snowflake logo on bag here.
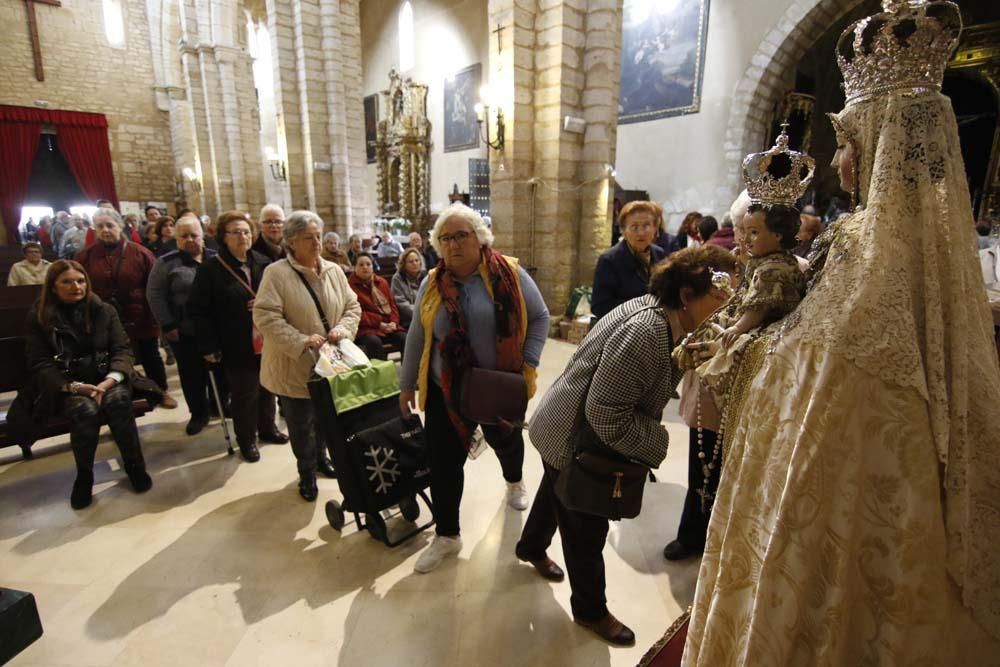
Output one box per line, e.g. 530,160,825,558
365,446,401,494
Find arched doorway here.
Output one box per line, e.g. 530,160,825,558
730,1,1000,220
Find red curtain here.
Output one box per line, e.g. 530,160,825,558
0,106,119,242
59,124,120,211
0,121,41,243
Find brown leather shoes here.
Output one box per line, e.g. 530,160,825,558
574,612,636,647
524,557,565,582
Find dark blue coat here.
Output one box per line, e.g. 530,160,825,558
590,241,665,322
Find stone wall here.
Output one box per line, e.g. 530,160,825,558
0,0,175,209
488,0,622,318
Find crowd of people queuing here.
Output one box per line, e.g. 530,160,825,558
7,2,1000,663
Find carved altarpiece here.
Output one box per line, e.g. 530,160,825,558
375,69,431,223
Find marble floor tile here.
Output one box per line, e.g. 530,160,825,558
5,340,698,666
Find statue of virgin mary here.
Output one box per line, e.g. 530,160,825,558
682,2,1000,664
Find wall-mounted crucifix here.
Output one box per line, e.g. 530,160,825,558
492,23,506,55
23,0,62,82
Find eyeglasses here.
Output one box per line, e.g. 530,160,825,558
226,229,252,237
262,219,284,226
625,223,654,232
439,231,473,245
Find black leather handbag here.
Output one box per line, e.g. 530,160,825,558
554,412,649,521
459,367,528,428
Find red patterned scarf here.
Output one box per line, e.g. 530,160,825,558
436,247,525,449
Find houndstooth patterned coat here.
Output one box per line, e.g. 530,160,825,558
528,294,682,470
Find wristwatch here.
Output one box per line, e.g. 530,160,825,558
69,381,83,394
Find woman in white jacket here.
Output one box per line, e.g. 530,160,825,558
253,210,361,501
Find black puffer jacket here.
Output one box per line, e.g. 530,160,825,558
8,295,135,443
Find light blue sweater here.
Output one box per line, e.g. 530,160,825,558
399,266,549,391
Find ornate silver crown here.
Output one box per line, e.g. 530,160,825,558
837,0,961,106
742,125,815,208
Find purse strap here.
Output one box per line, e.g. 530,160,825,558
216,255,256,298
295,268,331,332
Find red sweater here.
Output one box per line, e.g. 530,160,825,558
348,273,404,338
75,239,159,339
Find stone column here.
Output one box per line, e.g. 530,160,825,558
267,0,369,232
487,0,622,317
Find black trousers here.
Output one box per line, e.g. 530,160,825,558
516,462,610,623
277,395,323,476
61,383,145,474
356,331,408,361
223,357,277,447
169,336,225,420
424,380,524,537
134,336,168,390
675,427,720,551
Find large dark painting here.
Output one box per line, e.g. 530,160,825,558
444,63,481,153
618,0,711,124
364,94,378,163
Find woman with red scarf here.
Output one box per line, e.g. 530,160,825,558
347,253,407,360
399,203,550,574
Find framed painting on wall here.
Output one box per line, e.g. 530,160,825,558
618,0,711,124
444,63,481,153
364,94,378,163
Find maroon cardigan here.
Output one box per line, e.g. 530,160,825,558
75,239,159,339
348,272,404,338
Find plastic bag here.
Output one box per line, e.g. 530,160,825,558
338,339,372,368
314,342,353,377
565,286,592,319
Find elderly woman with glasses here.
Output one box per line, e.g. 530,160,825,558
252,204,286,261
253,211,361,500
399,203,550,574
591,201,667,323
187,212,289,462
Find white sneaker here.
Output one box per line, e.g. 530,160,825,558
414,535,462,573
506,480,529,511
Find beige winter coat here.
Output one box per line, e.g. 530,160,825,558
253,255,361,398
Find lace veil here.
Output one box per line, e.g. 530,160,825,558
784,89,1000,637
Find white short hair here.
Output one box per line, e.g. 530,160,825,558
730,190,751,227
323,231,341,243
93,207,123,228
260,204,285,221
430,203,494,254
283,210,323,248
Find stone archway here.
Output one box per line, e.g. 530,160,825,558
722,0,868,193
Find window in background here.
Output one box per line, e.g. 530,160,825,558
399,1,414,72
103,0,126,48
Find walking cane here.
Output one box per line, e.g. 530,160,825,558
208,367,234,455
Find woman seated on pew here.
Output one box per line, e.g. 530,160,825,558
348,252,407,361
16,260,153,509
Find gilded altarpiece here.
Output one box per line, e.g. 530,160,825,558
375,69,431,222
949,22,1000,220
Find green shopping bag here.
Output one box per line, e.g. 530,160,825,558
565,286,592,319
326,360,401,414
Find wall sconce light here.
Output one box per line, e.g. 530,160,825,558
474,84,505,154
265,147,287,181
604,163,617,179
181,166,202,192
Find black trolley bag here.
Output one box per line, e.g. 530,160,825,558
308,359,434,547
